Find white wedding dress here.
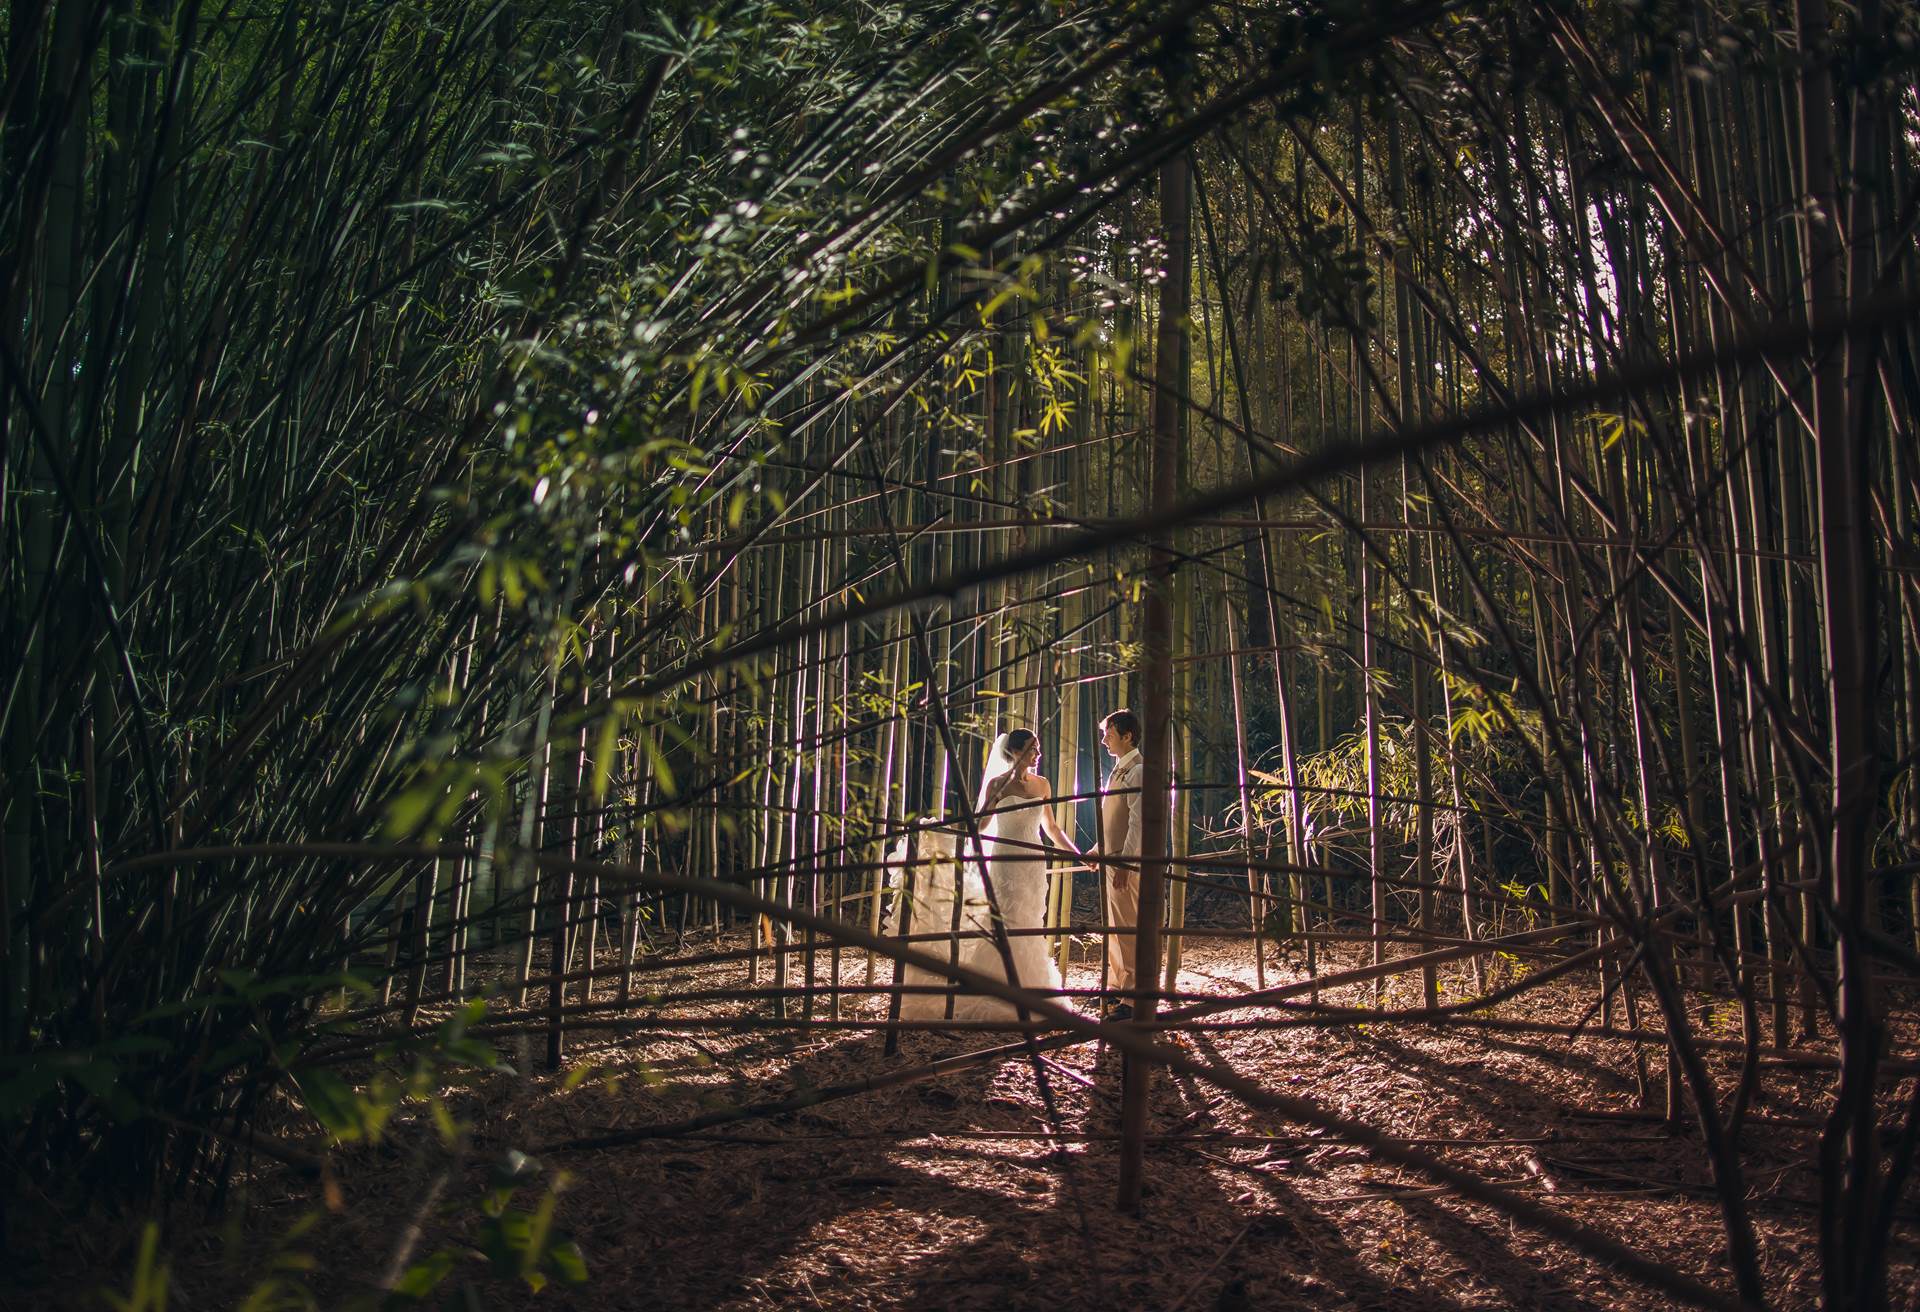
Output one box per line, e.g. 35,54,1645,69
887,793,1062,1021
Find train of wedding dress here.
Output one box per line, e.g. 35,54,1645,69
883,803,1063,1021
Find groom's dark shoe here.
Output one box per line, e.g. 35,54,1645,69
1100,997,1133,1023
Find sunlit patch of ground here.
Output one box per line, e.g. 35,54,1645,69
68,932,1920,1311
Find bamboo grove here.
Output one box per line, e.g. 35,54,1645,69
4,0,1918,1306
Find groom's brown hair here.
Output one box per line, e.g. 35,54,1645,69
1102,709,1140,743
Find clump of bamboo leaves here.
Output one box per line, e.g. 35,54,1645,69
0,0,1195,1214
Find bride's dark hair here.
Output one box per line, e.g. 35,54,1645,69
977,728,1038,811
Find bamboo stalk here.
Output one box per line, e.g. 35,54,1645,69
1118,143,1189,1213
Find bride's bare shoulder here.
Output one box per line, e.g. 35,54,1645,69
1024,776,1053,798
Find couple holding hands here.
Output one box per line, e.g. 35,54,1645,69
892,710,1151,1023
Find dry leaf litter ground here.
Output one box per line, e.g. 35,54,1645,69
22,928,1920,1311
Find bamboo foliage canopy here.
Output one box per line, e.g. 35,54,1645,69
3,0,1919,1306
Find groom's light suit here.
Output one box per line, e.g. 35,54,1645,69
1103,747,1144,991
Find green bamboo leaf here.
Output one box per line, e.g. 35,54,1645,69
591,712,621,802
389,1250,455,1299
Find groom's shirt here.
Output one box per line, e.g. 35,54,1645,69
1108,747,1143,857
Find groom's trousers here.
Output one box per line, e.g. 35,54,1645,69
1103,859,1141,992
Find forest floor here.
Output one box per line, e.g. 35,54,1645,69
36,929,1920,1311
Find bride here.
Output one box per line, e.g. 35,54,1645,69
890,729,1080,1021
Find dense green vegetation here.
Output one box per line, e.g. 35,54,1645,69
4,0,1918,1306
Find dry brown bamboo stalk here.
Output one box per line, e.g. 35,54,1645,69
687,515,1854,559
450,1003,1919,1071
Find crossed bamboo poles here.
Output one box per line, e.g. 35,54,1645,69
121,838,1803,1311
91,295,1920,1309
114,832,1920,1312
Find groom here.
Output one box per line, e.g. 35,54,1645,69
1086,709,1143,1021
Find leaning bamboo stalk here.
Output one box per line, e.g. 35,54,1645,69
865,611,906,986
1794,3,1884,1299
545,629,595,1070
1223,607,1264,989
1162,588,1191,991
1385,117,1439,1012
1118,143,1189,1213
514,647,564,1009
1051,584,1081,977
